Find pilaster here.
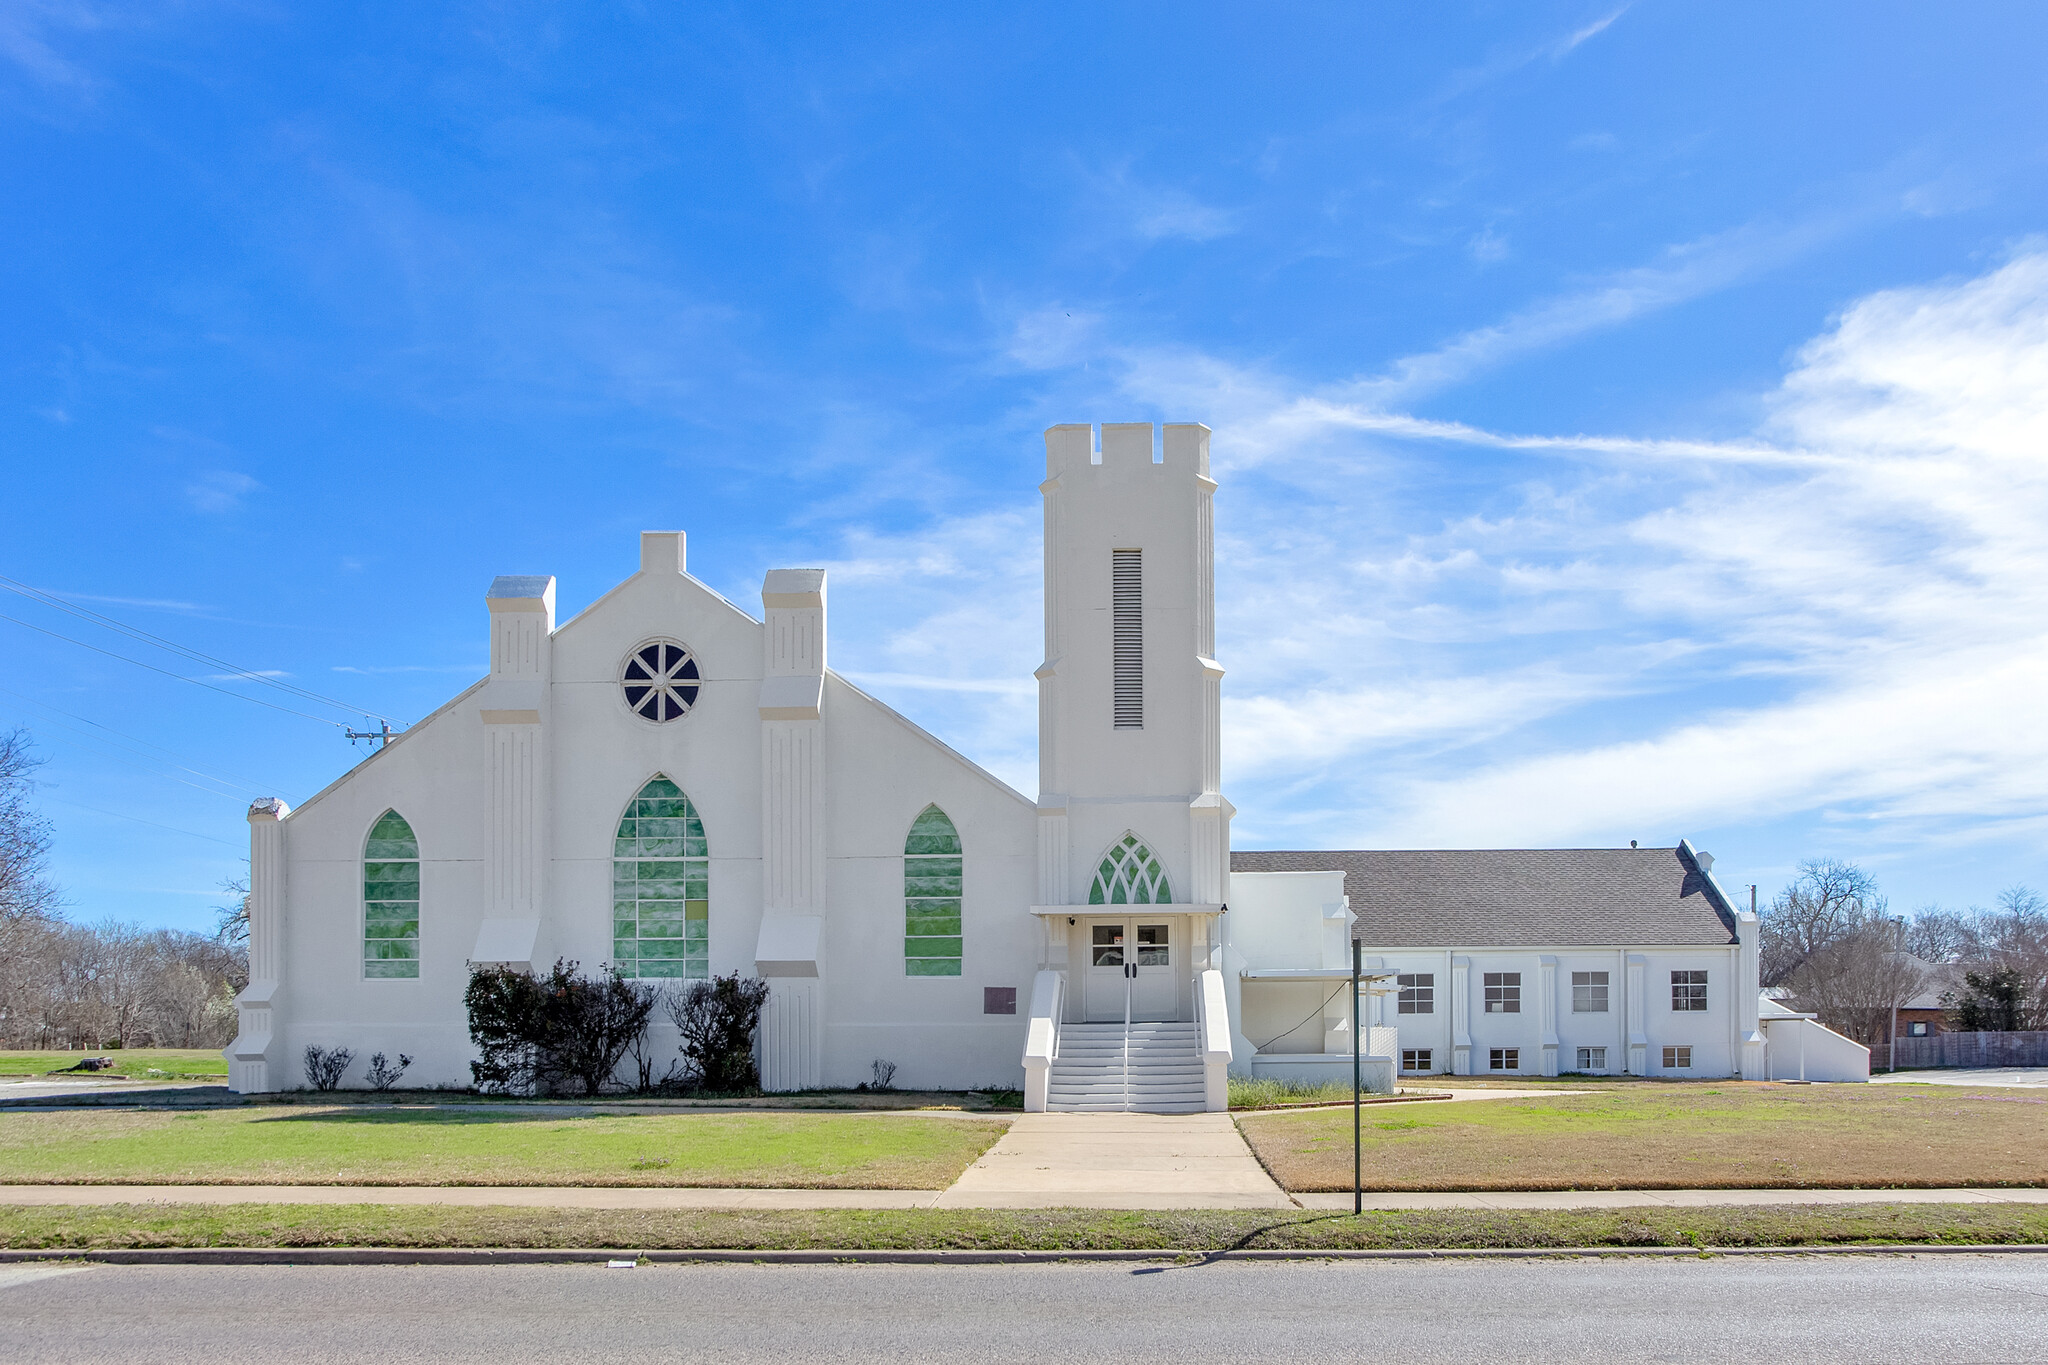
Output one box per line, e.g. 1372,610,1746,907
1537,955,1560,1077
482,576,554,936
1626,953,1649,1075
757,569,827,1090
227,797,289,1094
1450,955,1472,1075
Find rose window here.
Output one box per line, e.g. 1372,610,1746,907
621,641,700,722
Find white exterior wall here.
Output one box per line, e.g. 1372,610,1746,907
1229,870,1761,1081
242,529,1038,1093
1036,423,1228,913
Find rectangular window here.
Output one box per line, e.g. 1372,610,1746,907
1575,1046,1607,1071
1091,923,1124,967
1571,970,1609,1013
1401,1048,1432,1073
1397,973,1435,1015
1909,1021,1929,1037
1483,972,1521,1014
1489,1047,1520,1071
1662,1045,1693,1069
1671,970,1708,1012
1112,549,1143,729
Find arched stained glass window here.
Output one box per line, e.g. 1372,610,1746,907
1088,833,1173,905
613,776,708,979
364,810,420,979
904,806,962,977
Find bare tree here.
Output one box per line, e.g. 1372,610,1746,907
1904,907,1979,964
213,875,250,946
1759,859,1887,987
1785,920,1932,1050
0,729,60,969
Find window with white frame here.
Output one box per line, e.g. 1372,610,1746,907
1483,972,1521,1014
1671,970,1708,1012
1662,1045,1693,1069
1401,1048,1432,1073
1397,973,1435,1014
1909,1021,1929,1037
1488,1046,1520,1070
1571,970,1609,1013
1575,1046,1607,1071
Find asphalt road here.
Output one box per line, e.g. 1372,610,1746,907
5,1255,2047,1363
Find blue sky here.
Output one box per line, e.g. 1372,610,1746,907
5,2,2048,933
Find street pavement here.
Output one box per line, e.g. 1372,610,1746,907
4,1256,2046,1363
1871,1067,2048,1088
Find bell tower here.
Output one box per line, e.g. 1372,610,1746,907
1035,422,1229,919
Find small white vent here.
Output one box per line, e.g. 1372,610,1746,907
1112,549,1142,729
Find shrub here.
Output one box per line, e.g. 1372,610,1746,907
465,964,547,1094
667,973,771,1092
303,1045,354,1091
463,959,658,1096
365,1052,413,1091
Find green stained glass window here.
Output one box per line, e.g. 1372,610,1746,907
613,776,709,980
904,805,962,976
1087,832,1173,907
363,809,420,979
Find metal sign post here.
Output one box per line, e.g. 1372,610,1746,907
1353,937,1363,1215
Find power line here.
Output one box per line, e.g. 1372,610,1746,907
0,611,352,729
0,575,397,724
0,686,281,799
44,795,243,848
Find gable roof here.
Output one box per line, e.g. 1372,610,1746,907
1229,846,1739,948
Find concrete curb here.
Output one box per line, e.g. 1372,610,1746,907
3,1244,2044,1267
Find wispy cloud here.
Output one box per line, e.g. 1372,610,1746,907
184,470,259,514
1431,6,1631,105
1348,211,1856,404
1077,161,1240,245
945,251,2048,861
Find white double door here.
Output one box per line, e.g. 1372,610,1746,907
1082,917,1177,1022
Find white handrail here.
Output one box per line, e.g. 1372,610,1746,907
1022,969,1064,1113
1197,967,1231,1112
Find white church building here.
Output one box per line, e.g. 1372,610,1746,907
228,422,1801,1108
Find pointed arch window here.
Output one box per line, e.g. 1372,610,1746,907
613,776,709,979
1088,833,1173,905
904,806,963,976
364,810,420,979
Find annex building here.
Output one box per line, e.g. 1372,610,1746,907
228,422,1815,1108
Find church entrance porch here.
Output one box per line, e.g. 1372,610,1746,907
1080,916,1177,1022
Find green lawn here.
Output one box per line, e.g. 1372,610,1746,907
1237,1080,2048,1191
0,1105,1008,1189
0,1049,227,1080
3,1201,2044,1252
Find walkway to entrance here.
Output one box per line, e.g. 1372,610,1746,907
930,1112,1291,1209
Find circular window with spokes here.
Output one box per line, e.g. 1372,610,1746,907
621,640,700,722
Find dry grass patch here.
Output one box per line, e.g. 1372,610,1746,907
0,1105,1008,1189
1237,1080,2048,1191
3,1201,2046,1252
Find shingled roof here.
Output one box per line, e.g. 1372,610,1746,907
1229,846,1739,948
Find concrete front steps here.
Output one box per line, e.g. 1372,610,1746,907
1045,1021,1207,1113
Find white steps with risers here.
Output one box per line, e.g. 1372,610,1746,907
1046,1021,1207,1114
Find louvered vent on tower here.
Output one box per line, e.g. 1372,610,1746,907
1112,548,1143,729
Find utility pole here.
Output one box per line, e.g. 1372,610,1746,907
345,719,399,748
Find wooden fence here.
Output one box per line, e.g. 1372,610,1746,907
1890,1029,2048,1070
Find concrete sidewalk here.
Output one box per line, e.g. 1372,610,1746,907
932,1112,1293,1210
